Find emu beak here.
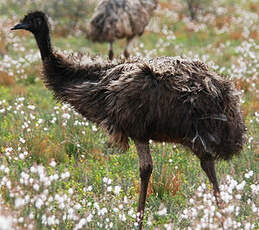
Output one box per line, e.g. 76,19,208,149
11,23,29,30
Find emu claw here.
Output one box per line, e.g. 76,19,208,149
214,191,224,209
136,211,144,230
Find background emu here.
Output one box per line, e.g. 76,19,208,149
86,0,157,60
12,11,246,229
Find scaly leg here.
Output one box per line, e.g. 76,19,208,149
108,42,114,60
200,158,223,207
134,140,153,230
124,37,134,59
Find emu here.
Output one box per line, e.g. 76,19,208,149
12,11,246,229
86,0,157,60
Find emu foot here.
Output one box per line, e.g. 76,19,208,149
108,50,114,61
124,50,130,59
136,211,144,230
214,191,224,209
214,192,227,228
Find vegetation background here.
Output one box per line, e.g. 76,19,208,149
0,0,258,229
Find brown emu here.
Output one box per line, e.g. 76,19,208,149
12,11,246,229
86,0,157,60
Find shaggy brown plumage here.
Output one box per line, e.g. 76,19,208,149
12,11,246,230
86,0,157,59
43,56,246,161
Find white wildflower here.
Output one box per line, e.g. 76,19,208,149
250,184,259,194
236,181,246,190
27,105,35,110
50,160,56,167
62,113,70,119
19,137,25,144
113,207,119,213
107,186,112,192
235,194,241,200
35,198,44,209
18,217,24,223
164,223,174,230
15,197,25,208
114,185,121,195
38,118,43,124
100,207,107,215
86,214,93,222
119,213,126,221
33,184,40,191
30,166,36,173
244,170,253,179
244,223,251,230
123,196,128,204
107,178,112,184
157,204,167,216
47,216,55,226
74,203,81,210
29,213,34,219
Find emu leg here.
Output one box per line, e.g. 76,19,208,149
134,140,153,230
200,158,223,207
108,42,114,60
124,37,134,59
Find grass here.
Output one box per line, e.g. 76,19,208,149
0,0,258,229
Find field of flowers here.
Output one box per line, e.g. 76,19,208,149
0,0,258,229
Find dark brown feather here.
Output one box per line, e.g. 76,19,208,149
86,0,157,42
42,55,246,160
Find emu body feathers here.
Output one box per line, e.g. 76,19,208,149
43,55,246,161
87,0,157,42
12,11,246,229
86,0,157,59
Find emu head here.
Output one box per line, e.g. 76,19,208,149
11,11,50,35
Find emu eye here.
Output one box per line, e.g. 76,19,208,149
35,17,42,26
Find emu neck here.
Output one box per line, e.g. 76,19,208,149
34,31,53,60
